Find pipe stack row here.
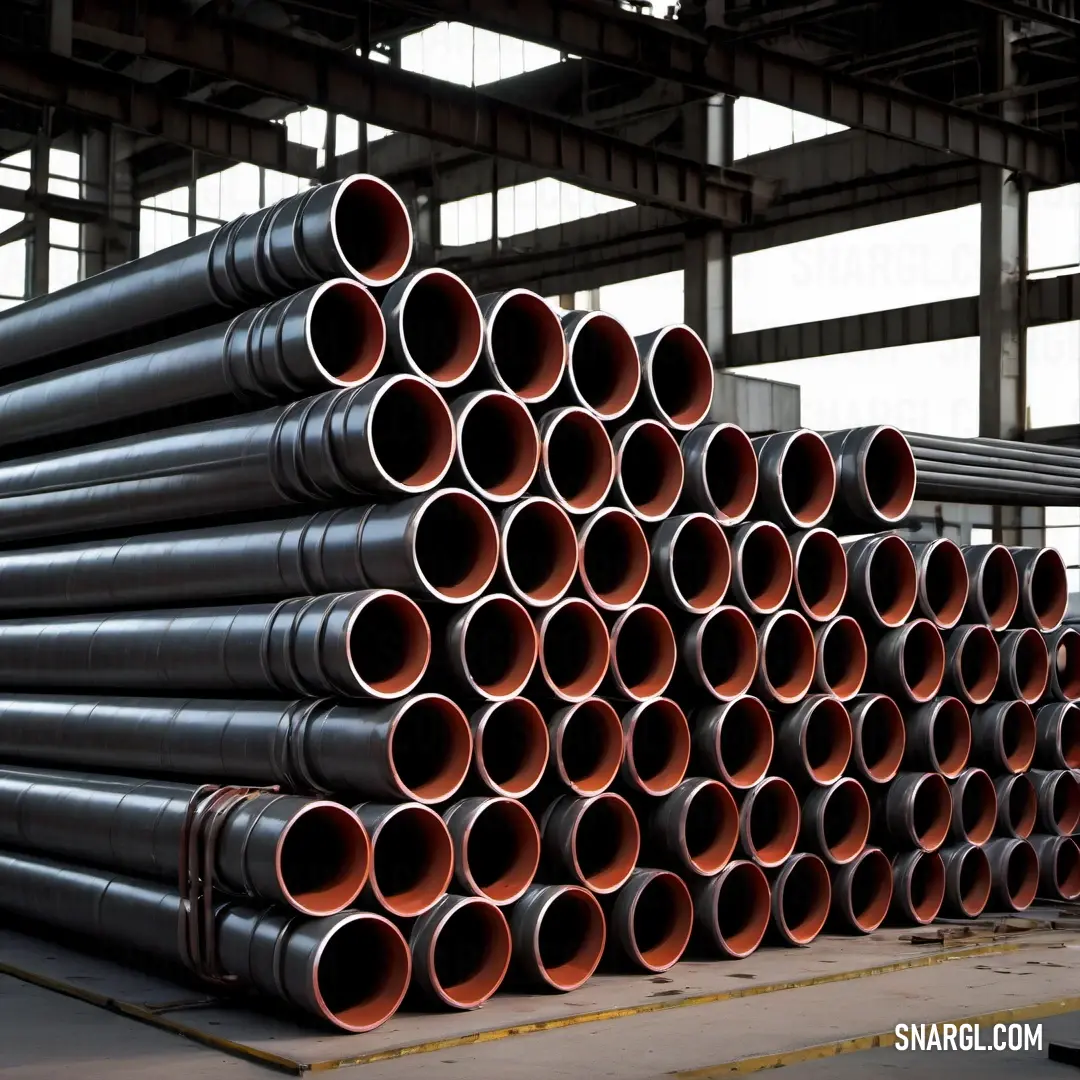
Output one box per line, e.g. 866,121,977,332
0,174,1075,1035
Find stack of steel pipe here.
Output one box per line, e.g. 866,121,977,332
0,176,1074,1037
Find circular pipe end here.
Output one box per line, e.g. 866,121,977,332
539,407,616,515
663,513,732,613
454,391,540,502
411,488,500,603
1010,628,1051,704
570,793,641,894
851,694,906,784
896,850,946,925
1049,770,1080,835
952,768,998,846
458,798,541,906
529,886,606,991
696,423,759,523
610,604,677,702
306,278,387,386
999,699,1037,773
276,801,372,916
733,521,794,616
758,609,816,705
997,839,1040,911
865,535,919,628
839,847,893,933
679,778,739,874
367,374,456,492
551,698,624,796
800,695,854,785
709,860,771,958
778,430,837,528
816,777,870,864
367,803,455,917
640,324,714,430
689,605,759,701
499,497,578,607
949,844,992,918
975,545,1020,630
1051,631,1080,703
622,698,691,796
419,897,511,1009
773,854,831,946
1053,837,1080,900
930,697,973,779
618,871,693,972
614,420,685,522
997,772,1038,839
331,174,413,287
484,289,567,402
743,776,800,867
862,426,917,523
815,616,868,701
953,625,1000,706
1027,547,1068,631
388,694,472,804
347,590,431,698
313,912,411,1032
918,539,969,630
911,772,953,852
792,528,848,622
565,311,641,419
900,619,946,703
579,507,651,611
537,598,611,702
472,698,549,798
705,695,774,788
453,593,539,700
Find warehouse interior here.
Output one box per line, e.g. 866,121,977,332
1,2,1080,1078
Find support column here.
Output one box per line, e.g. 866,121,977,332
684,94,733,366
81,127,135,277
27,128,50,298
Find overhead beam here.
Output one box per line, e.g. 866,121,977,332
112,7,770,223
394,0,1068,183
0,52,317,179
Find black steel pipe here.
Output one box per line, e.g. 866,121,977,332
0,375,456,544
939,842,992,918
0,590,430,699
727,520,794,618
824,426,916,530
449,390,540,503
909,538,969,630
768,853,831,947
679,422,759,525
843,534,918,630
689,859,771,958
813,615,867,701
474,290,567,403
497,496,578,608
848,694,906,784
646,777,739,877
0,490,499,614
539,793,640,894
649,513,731,615
751,429,837,529
869,618,946,704
774,694,853,786
577,507,651,612
679,604,758,702
971,700,1037,774
787,527,847,623
509,884,606,991
546,698,624,797
916,471,1080,506
0,766,370,916
610,420,685,522
1029,769,1080,836
1011,547,1068,632
607,603,677,702
947,767,998,846
736,776,800,868
961,545,1019,629
903,697,972,778
0,279,386,452
1045,627,1080,702
532,598,610,702
829,847,892,933
996,628,1050,704
800,777,871,865
942,625,1000,706
874,772,952,853
603,868,692,973
984,837,1039,912
620,698,691,797
1035,702,1080,770
889,849,945,925
691,695,774,789
535,407,616,515
993,772,1038,839
753,608,816,705
907,430,1080,466
633,325,714,431
559,310,640,420
0,174,412,375
0,693,472,805
470,698,549,799
1030,834,1080,901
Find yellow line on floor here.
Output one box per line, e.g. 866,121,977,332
672,995,1080,1078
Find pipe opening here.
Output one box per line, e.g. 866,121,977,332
630,873,693,971
309,280,386,385
703,426,759,522
868,536,918,626
956,847,991,917
932,699,971,778
900,621,945,702
465,801,540,904
846,849,893,932
778,857,831,945
922,541,968,628
626,699,690,795
537,888,605,990
475,699,548,797
1004,774,1038,838
780,432,835,526
278,802,371,915
803,698,853,784
461,596,537,698
715,863,771,956
820,617,867,700
737,523,793,613
458,394,539,500
1003,843,1039,910
979,547,1019,630
747,779,800,866
349,593,430,696
568,314,640,418
414,491,499,601
370,377,454,489
399,271,482,384
761,612,815,704
1000,701,1036,773
717,697,773,787
1055,839,1080,899
502,499,577,605
854,696,905,783
959,771,997,845
1051,772,1080,835
863,427,917,520
540,601,609,700
334,175,413,286
1055,635,1080,702
1012,629,1050,703
557,699,623,795
431,901,511,1008
906,852,945,923
820,779,870,862
544,410,614,512
911,774,951,851
684,781,739,874
488,292,566,401
371,806,454,917
1029,549,1068,631
670,516,731,612
390,697,471,803
581,510,650,609
699,608,758,699
957,626,999,704
613,606,676,700
648,327,714,429
617,422,684,520
1060,704,1080,768
315,915,410,1032
573,796,640,892
795,530,847,621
